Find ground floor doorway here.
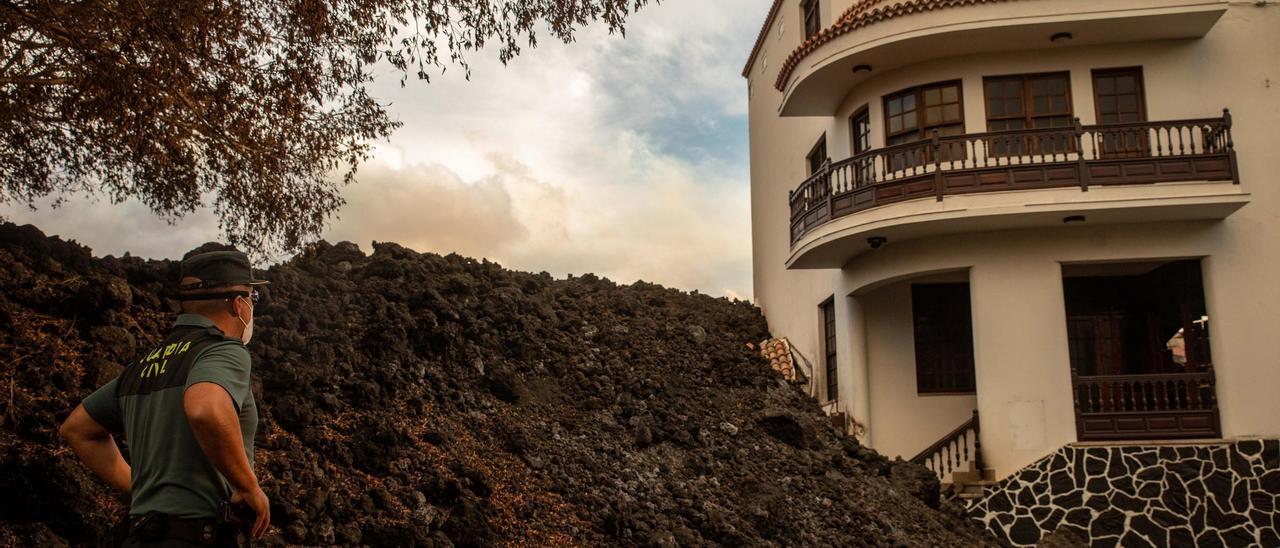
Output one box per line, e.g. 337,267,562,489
1062,259,1220,441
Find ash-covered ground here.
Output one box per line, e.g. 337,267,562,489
0,222,998,546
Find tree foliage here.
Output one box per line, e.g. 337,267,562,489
0,0,650,252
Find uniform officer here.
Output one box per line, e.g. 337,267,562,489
59,250,271,546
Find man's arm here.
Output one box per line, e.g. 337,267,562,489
184,382,270,538
59,404,132,494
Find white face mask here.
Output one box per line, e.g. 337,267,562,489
237,297,255,345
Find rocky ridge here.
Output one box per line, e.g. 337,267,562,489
0,222,997,546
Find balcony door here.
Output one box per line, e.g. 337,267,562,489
849,107,873,187
1092,68,1149,158
1064,259,1219,441
884,81,964,170
806,134,828,175
983,72,1074,157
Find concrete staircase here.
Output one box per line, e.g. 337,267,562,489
944,461,996,506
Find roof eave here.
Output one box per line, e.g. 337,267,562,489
742,0,786,78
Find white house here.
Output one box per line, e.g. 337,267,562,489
744,1,1280,544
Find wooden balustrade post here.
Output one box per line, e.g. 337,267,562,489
1206,365,1221,435
932,129,944,201
971,409,983,472
820,159,834,220
1074,117,1089,192
1224,108,1240,184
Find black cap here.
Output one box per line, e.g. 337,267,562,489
178,250,270,290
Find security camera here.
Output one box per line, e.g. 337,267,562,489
867,236,887,249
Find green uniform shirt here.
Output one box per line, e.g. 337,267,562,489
81,314,258,518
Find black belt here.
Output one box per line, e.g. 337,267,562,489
126,512,239,546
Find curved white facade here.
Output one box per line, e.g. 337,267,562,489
745,0,1280,478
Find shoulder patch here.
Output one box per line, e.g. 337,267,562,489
115,327,229,397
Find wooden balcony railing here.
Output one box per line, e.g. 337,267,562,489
910,409,982,481
1071,369,1220,441
789,110,1241,245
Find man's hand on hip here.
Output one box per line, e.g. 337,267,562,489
230,485,270,539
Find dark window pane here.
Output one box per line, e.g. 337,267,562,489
988,100,1005,117
1092,69,1145,156
942,85,958,103
1116,76,1135,94
1118,95,1137,112
943,104,960,122
804,0,821,38
807,136,827,174
991,119,1026,131
821,299,838,401
912,283,976,393
851,110,871,154
1049,116,1072,127
924,88,941,106
925,106,942,124
1004,98,1024,116
1031,79,1047,95
887,133,917,146
1096,76,1115,94
1098,96,1117,114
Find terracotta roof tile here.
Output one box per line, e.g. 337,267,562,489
772,0,1020,91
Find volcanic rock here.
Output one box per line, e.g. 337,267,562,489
0,222,997,546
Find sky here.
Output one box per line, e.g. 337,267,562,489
0,0,771,300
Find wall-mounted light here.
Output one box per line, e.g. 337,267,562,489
1050,32,1074,44
852,64,873,74
1063,215,1086,224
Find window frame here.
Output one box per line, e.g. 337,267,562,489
882,80,966,170
882,79,966,146
911,283,977,394
1091,66,1147,124
802,0,821,40
821,296,838,402
849,105,871,156
982,71,1075,156
806,133,828,176
1091,67,1149,157
848,106,875,186
982,71,1074,130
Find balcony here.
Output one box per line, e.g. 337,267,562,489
787,112,1249,268
777,0,1227,116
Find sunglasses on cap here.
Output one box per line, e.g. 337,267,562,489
175,288,262,304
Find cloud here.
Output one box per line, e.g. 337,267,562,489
0,194,222,260
328,150,751,299
325,163,532,260
0,0,770,300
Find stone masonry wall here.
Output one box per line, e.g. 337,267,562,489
967,439,1280,547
